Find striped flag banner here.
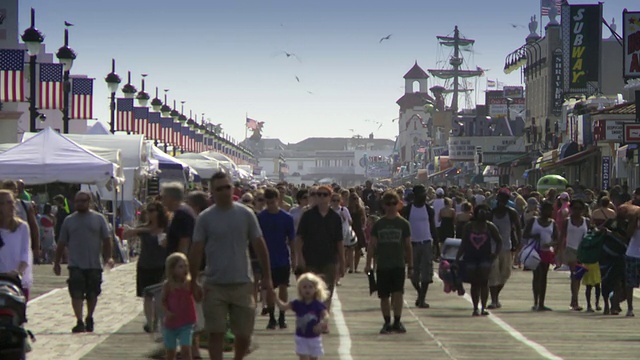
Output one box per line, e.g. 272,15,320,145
148,112,161,141
0,49,25,102
181,125,190,151
173,122,183,147
70,78,94,119
38,63,63,109
160,117,173,144
189,128,196,152
196,133,203,153
541,0,561,16
133,106,149,135
116,98,133,131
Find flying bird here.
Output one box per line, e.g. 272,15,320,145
306,91,314,95
379,34,392,43
295,76,300,83
64,21,74,27
278,51,302,62
509,23,524,29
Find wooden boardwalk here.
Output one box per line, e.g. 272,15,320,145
26,263,640,359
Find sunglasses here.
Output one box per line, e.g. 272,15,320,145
385,201,398,206
331,199,341,202
316,192,330,197
309,192,317,197
214,185,232,192
301,195,309,200
242,199,252,203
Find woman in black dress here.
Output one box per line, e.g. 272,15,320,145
348,193,367,273
124,201,169,332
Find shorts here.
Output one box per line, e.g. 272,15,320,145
376,267,405,298
203,282,255,336
625,256,640,288
488,252,512,287
462,258,492,283
295,336,324,357
271,266,291,288
306,263,337,297
162,324,194,350
136,267,164,297
539,250,555,265
67,267,102,300
564,247,578,264
411,242,434,284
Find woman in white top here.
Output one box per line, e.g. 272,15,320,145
0,190,31,299
523,201,558,311
561,199,589,311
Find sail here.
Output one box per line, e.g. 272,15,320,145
437,36,475,47
428,69,484,80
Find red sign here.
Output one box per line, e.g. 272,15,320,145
623,123,640,143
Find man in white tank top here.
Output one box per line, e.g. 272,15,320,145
402,185,438,308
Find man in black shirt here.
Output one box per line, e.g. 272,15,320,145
296,185,345,310
161,183,195,255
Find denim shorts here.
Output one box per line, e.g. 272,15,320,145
162,324,194,350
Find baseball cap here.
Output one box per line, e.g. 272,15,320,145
436,188,445,196
558,192,570,200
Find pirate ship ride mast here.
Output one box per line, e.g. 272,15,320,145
428,26,484,112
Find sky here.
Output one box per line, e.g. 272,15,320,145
17,0,632,144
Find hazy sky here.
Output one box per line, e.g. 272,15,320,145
17,0,630,143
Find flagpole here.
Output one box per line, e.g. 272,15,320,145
245,112,248,140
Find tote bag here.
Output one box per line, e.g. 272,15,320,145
519,239,541,270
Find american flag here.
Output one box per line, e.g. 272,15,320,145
160,117,174,144
116,98,133,131
196,133,204,153
70,78,94,119
148,112,161,141
38,63,63,109
173,122,183,147
541,0,561,16
0,49,25,102
181,125,190,151
133,106,149,135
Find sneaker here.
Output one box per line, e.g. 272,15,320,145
261,307,269,316
266,319,277,330
85,317,94,332
72,320,85,333
392,322,406,333
379,323,393,334
486,303,499,309
586,307,595,313
626,310,635,317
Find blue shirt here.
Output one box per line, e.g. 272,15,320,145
258,209,295,268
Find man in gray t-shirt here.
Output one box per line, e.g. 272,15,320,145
54,191,113,334
189,172,272,360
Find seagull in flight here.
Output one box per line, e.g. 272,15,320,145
509,23,524,29
379,34,392,43
295,76,300,83
278,51,302,62
306,91,314,95
64,21,74,27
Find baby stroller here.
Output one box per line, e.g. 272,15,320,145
0,274,34,360
438,238,465,296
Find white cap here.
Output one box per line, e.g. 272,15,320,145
436,188,445,196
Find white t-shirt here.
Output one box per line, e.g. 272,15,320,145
333,206,352,237
565,217,588,250
408,204,433,242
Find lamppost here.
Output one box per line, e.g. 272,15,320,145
56,28,76,134
21,8,44,133
506,97,513,121
151,87,162,112
105,59,121,134
136,74,149,107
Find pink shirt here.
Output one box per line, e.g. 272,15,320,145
164,285,196,329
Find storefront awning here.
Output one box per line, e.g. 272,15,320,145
496,153,532,167
546,146,598,169
428,167,457,179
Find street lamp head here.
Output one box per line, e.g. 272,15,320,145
160,104,172,117
136,91,150,107
105,72,121,93
122,83,137,98
21,9,44,57
151,98,163,111
170,109,180,120
56,46,76,72
178,114,187,123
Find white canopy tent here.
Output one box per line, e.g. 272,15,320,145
200,151,237,170
0,127,120,185
152,146,198,184
175,153,222,180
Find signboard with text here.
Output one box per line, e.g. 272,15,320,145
562,4,602,94
551,50,563,115
623,123,640,143
623,10,640,79
448,136,526,161
602,156,611,191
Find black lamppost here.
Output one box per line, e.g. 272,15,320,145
22,8,44,133
136,74,149,107
105,59,121,134
56,29,76,134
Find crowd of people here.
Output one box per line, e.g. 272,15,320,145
2,174,640,359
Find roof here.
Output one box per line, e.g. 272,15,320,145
396,92,435,109
593,102,636,115
403,61,429,79
293,137,395,151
